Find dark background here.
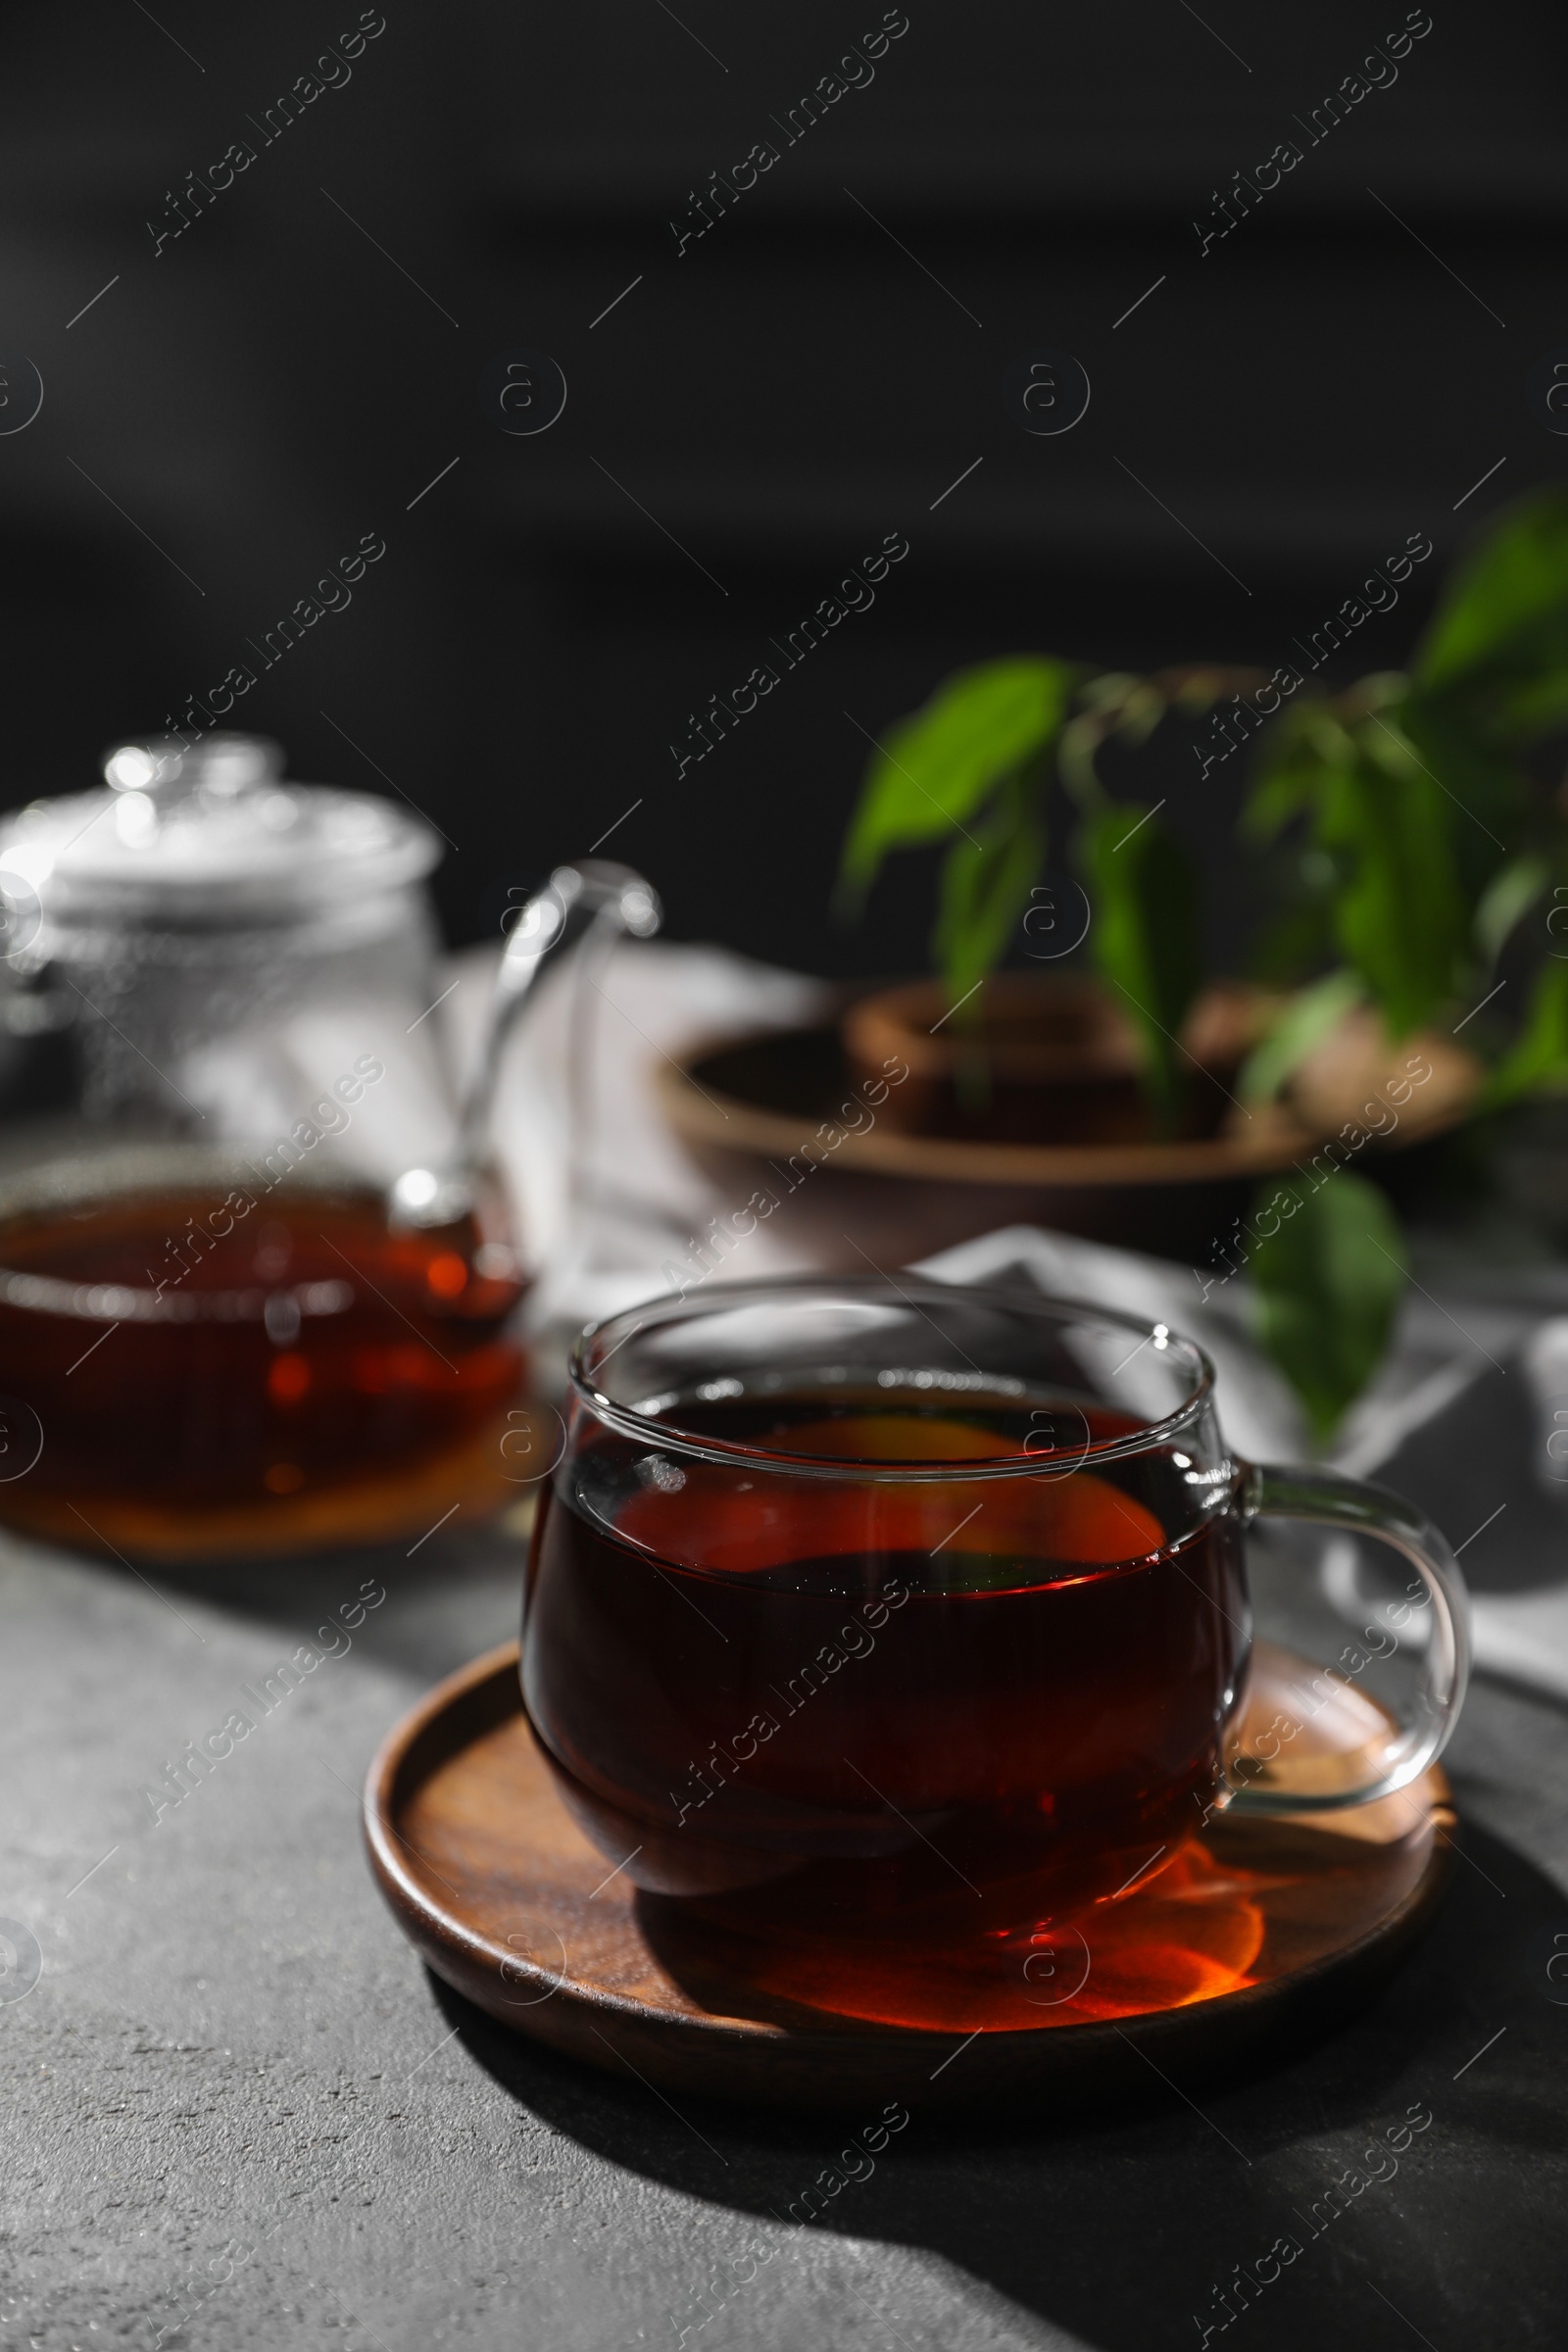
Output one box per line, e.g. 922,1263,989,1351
2,0,1563,979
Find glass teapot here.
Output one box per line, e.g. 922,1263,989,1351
0,731,447,1169
0,731,662,1562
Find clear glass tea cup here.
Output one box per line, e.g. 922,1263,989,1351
522,1279,1468,1981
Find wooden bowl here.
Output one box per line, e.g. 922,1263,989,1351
842,973,1254,1146
655,979,1481,1266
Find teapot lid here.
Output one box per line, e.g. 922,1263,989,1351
0,733,442,922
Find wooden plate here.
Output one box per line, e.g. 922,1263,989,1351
364,1642,1453,2118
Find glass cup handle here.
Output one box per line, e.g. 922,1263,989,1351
1228,1458,1472,1814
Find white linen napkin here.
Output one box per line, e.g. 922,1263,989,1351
913,1223,1568,1700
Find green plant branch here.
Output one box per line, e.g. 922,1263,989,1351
834,485,1568,1429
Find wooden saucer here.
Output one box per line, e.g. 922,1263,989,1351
364,1643,1453,2118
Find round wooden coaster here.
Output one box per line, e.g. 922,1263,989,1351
363,1642,1453,2118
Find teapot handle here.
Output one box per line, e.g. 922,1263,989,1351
388,860,662,1230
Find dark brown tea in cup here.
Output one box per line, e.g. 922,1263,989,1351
524,1389,1249,1973
522,1275,1470,2031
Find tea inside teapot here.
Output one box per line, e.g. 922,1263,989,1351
0,1150,526,1560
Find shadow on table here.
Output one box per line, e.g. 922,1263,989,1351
430,1820,1568,2352
118,1515,529,1682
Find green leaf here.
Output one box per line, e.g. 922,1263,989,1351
1238,701,1352,846
1076,802,1202,1132
1471,668,1568,741
837,657,1081,906
1395,697,1523,889
1245,866,1338,988
931,776,1045,1004
1244,692,1510,1018
1238,968,1364,1103
1317,728,1469,1036
1414,491,1568,707
1239,754,1320,848
1411,491,1568,746
1482,957,1568,1108
1250,1169,1406,1444
1474,853,1549,968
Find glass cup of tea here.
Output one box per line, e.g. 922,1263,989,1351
522,1278,1468,2003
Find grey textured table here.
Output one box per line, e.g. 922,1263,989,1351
4,1504,1567,2352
